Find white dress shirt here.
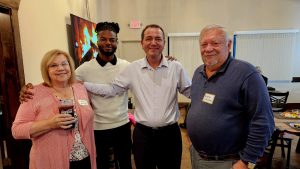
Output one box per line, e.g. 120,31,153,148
85,57,191,127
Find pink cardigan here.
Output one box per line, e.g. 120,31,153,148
12,83,96,169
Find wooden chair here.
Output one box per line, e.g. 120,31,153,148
263,91,292,169
268,91,289,112
263,130,292,169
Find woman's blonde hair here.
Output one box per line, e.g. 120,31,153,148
40,49,76,86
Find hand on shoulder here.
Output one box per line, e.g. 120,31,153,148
19,83,34,103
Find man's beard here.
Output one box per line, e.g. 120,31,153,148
99,47,117,57
205,59,218,67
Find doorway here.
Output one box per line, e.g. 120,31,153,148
0,4,30,169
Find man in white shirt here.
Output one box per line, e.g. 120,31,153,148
19,22,132,169
84,24,191,169
75,22,132,169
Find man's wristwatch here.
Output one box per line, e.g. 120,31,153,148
241,160,256,169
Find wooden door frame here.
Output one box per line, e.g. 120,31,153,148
0,0,24,87
0,1,29,169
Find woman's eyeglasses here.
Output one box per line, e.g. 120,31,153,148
48,61,69,69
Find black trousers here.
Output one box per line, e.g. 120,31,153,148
133,123,182,169
94,122,132,169
70,156,91,169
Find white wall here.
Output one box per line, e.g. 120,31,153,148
95,0,300,38
18,0,98,84
94,0,300,103
19,0,300,101
93,0,300,61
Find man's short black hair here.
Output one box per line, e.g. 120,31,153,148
95,22,120,34
141,24,165,40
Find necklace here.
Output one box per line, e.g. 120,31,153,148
52,86,73,99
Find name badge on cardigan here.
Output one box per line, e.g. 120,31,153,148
78,99,89,106
202,93,215,104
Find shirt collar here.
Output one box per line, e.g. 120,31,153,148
141,55,168,69
96,54,117,67
199,53,233,78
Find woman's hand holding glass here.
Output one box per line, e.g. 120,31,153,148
48,113,77,130
29,113,76,138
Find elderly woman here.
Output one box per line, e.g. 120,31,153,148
12,49,96,169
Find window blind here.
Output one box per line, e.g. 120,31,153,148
168,33,202,79
233,29,299,81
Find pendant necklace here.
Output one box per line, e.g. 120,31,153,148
52,86,72,99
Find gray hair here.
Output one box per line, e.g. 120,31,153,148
200,24,229,42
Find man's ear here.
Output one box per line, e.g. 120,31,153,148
227,39,232,51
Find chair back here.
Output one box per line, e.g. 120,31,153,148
268,91,289,112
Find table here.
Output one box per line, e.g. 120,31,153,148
274,112,300,153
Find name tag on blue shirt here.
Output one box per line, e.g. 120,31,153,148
202,93,215,104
